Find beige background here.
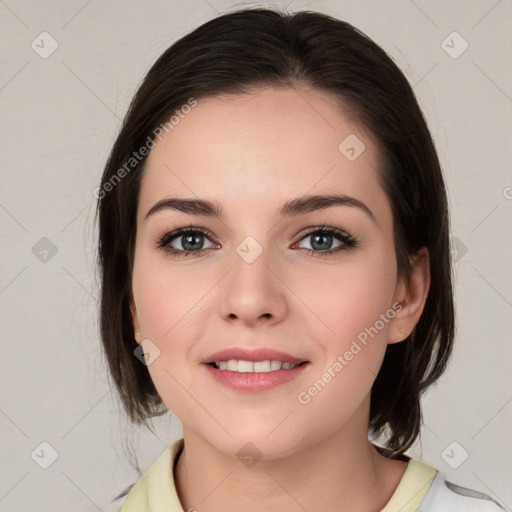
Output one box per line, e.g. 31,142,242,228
0,0,511,510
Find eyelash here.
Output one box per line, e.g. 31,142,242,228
155,225,358,259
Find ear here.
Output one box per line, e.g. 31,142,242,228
129,291,142,345
388,246,431,344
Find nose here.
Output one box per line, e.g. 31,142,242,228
218,244,288,327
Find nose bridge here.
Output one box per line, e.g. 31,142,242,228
225,203,277,269
230,231,274,290
219,230,286,323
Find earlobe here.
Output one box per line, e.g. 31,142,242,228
388,247,431,344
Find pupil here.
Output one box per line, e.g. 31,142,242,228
183,234,202,251
312,234,331,250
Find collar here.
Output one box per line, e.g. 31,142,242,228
120,438,437,511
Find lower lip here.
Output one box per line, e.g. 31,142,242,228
203,363,310,392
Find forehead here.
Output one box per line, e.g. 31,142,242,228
138,87,391,227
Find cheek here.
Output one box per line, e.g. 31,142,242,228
131,244,208,338
293,248,397,343
290,266,397,443
288,248,397,406
131,249,213,411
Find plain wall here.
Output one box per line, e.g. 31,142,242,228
0,0,511,510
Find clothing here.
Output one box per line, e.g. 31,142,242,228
115,438,504,511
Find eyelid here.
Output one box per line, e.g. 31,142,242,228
156,224,358,257
294,226,358,251
155,226,218,250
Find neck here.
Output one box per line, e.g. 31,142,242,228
174,418,408,512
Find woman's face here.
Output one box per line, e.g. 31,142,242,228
130,87,407,458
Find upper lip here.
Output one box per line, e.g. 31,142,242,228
202,347,308,365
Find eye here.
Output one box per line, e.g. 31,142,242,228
295,226,358,257
155,225,358,259
155,226,217,258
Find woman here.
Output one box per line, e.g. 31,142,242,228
96,7,504,511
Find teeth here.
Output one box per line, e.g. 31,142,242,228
270,360,282,371
213,359,298,372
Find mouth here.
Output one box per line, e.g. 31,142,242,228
206,360,309,372
201,347,310,391
202,347,308,367
202,348,311,392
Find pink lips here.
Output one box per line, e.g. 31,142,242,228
201,346,310,392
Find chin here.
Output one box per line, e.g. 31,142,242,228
201,427,306,462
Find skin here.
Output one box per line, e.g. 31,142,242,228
129,86,430,511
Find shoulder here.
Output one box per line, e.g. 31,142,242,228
418,471,505,511
110,438,185,511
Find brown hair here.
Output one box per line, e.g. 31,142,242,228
96,7,455,462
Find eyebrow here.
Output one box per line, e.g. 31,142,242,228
144,193,377,224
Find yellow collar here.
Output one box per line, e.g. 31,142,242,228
120,438,437,512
